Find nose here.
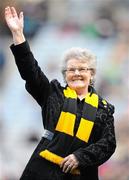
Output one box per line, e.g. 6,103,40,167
74,69,80,75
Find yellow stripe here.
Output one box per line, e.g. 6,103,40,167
76,118,94,142
85,93,98,108
40,150,63,165
102,99,107,105
55,112,75,136
39,150,80,175
64,87,77,99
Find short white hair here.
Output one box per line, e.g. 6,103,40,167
61,47,97,85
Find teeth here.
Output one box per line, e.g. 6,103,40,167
73,79,82,81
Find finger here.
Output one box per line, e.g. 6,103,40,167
19,11,24,26
60,157,69,168
10,6,18,17
63,163,72,173
70,164,77,173
65,164,72,173
61,159,70,172
5,7,12,19
62,160,74,173
19,11,23,19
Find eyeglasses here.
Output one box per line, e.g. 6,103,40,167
64,67,93,73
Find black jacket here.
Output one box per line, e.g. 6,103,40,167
11,41,116,180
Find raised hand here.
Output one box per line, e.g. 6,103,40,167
5,6,25,44
5,6,24,33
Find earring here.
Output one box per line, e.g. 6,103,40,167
90,78,94,86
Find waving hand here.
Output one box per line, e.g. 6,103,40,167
5,6,25,44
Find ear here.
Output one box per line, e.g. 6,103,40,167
91,69,96,76
90,76,95,86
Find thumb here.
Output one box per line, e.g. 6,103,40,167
19,11,24,26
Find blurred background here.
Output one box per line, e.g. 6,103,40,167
0,0,129,179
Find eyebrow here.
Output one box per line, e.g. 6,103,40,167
67,66,88,69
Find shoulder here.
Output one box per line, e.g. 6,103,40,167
49,79,64,99
98,95,115,115
91,86,115,115
50,79,63,90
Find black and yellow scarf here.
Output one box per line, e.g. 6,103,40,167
40,86,99,174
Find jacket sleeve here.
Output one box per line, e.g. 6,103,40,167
73,103,116,168
10,41,50,106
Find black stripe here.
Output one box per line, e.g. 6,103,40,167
63,98,77,114
82,103,97,122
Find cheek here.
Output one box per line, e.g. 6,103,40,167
65,73,71,82
87,75,92,81
85,73,92,80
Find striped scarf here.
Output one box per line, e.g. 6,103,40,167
56,86,98,142
40,86,99,174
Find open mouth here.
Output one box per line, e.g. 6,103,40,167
72,79,83,81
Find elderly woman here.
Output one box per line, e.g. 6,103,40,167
5,6,116,180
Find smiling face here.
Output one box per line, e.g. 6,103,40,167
65,58,93,94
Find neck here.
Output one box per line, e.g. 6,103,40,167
75,88,88,100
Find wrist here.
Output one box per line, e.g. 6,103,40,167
12,30,25,45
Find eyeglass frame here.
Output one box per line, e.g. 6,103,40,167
63,67,93,74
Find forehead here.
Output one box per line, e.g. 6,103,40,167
67,58,88,67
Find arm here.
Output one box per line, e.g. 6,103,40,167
5,6,50,106
73,104,116,168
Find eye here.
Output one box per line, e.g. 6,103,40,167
68,68,75,72
79,68,87,71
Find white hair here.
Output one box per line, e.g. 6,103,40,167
61,47,97,85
